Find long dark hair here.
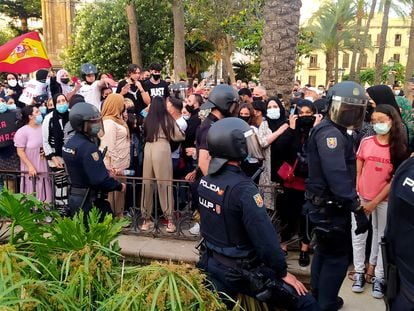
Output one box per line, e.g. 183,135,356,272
237,103,254,125
374,105,409,178
18,105,35,128
144,96,176,142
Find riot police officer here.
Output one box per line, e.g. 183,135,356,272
197,118,319,310
384,157,414,310
62,102,126,218
304,81,370,310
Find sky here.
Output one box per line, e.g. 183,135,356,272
300,0,323,24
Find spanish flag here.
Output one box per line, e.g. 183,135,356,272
0,32,52,73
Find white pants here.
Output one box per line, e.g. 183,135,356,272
351,206,369,273
369,201,388,279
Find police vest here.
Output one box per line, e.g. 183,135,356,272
198,168,254,257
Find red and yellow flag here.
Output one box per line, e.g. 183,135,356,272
0,31,52,73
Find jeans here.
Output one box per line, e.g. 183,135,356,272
311,247,349,311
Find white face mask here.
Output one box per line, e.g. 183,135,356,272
8,79,17,87
394,90,400,96
183,114,190,120
305,96,314,102
267,107,280,120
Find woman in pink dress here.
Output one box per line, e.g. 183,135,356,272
14,105,52,202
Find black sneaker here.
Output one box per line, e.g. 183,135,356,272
337,296,344,310
351,272,366,293
372,278,385,299
299,251,310,267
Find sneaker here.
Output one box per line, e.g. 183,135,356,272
166,222,176,233
140,220,154,231
372,277,385,299
189,222,200,235
336,296,344,310
299,251,310,267
352,272,366,293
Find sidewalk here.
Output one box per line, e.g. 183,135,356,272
117,234,386,311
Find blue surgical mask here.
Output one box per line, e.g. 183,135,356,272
39,106,47,115
373,122,391,135
90,124,101,135
35,114,43,125
56,103,69,114
7,104,16,110
140,110,148,118
0,103,8,113
267,107,280,120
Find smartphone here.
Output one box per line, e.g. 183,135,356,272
72,76,79,84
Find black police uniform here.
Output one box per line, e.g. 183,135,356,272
197,164,318,310
304,118,360,310
62,132,122,217
385,157,414,310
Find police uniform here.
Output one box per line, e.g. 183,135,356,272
198,164,318,310
63,132,122,217
385,157,414,310
305,118,365,310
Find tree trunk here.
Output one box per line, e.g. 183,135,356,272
325,49,335,85
334,38,339,83
20,17,28,33
374,0,392,85
356,0,377,83
125,2,142,67
172,0,187,81
223,35,235,84
405,4,414,99
260,0,302,100
349,0,364,80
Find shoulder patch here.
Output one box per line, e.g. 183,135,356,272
91,152,100,161
326,137,337,149
253,193,264,208
62,146,76,155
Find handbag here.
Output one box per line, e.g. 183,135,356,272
277,159,305,191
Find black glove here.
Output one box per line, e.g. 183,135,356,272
354,208,369,235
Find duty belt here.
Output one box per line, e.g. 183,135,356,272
70,187,89,196
305,192,342,207
208,249,259,270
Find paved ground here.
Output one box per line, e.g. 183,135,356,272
117,234,386,310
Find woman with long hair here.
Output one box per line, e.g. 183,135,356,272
351,104,409,298
42,93,70,215
140,96,184,233
14,105,52,202
100,93,131,218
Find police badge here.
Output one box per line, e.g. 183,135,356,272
326,137,337,149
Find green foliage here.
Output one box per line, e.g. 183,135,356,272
185,38,215,77
359,62,406,86
0,0,41,33
64,0,173,79
0,28,17,46
233,59,260,82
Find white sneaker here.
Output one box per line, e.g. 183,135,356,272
189,222,200,235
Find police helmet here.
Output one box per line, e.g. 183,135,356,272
80,63,98,78
69,102,102,136
200,84,239,116
327,81,368,130
169,82,188,100
207,117,264,174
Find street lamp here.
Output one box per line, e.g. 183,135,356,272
387,58,396,85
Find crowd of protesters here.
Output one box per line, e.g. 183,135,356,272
1,62,414,301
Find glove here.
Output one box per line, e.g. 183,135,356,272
354,208,369,235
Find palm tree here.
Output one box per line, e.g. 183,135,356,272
185,38,214,78
374,0,392,84
172,0,187,81
125,1,142,67
402,0,414,95
307,0,355,84
349,0,365,80
260,0,301,98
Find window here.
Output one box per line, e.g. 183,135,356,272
361,54,368,68
393,54,400,63
395,34,402,46
342,53,349,68
309,55,318,68
308,76,316,87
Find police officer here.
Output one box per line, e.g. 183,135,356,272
62,103,126,218
384,157,414,310
304,81,370,310
197,118,319,311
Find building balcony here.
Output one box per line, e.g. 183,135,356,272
308,63,320,69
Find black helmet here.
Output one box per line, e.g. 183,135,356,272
80,63,98,76
69,102,101,134
201,84,239,116
207,117,264,174
327,81,368,130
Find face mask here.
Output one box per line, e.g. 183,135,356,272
297,115,316,128
373,122,391,135
193,83,198,88
56,103,69,114
253,96,263,101
7,104,16,110
8,79,17,88
152,74,161,81
304,96,314,102
47,107,55,114
39,106,47,115
140,110,148,118
267,107,280,120
239,116,250,123
18,80,23,87
394,90,400,96
89,124,101,136
0,103,7,113
35,114,43,125
183,114,190,121
186,105,195,114
61,78,70,84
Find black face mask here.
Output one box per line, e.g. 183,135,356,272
193,83,198,88
61,78,70,84
239,116,250,123
297,115,316,129
47,107,55,114
186,105,195,113
253,96,262,101
152,74,161,81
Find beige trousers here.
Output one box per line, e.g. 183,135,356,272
108,176,126,218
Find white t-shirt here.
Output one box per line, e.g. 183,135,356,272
172,116,188,159
78,81,101,111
